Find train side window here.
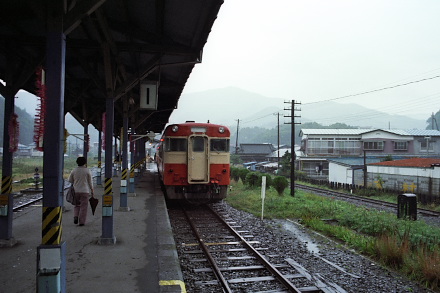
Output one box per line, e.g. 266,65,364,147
210,139,230,152
192,137,205,152
165,138,187,152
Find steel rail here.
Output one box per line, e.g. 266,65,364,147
13,196,43,211
296,183,440,218
207,205,303,293
12,169,104,213
182,207,233,293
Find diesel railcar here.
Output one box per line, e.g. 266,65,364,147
156,121,230,202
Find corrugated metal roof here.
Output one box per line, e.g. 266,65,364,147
404,129,440,136
369,158,440,168
301,128,440,137
267,148,291,158
361,129,410,136
328,157,383,167
240,144,275,154
301,129,365,135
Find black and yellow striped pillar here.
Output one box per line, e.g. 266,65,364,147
42,207,62,245
129,164,135,193
103,177,113,216
97,161,102,186
130,164,135,177
0,176,12,223
121,168,128,181
1,175,12,195
120,168,129,208
1,176,12,211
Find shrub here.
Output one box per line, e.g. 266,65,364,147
230,167,240,182
246,172,261,187
294,170,307,181
273,176,289,195
238,168,250,184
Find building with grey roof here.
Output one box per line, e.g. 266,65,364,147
298,128,440,179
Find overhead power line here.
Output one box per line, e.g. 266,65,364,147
234,74,440,126
303,75,440,105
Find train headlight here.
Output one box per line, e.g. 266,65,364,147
218,127,225,133
171,125,179,132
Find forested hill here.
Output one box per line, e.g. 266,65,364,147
230,122,358,146
0,96,34,145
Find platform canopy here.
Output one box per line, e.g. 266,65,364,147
0,0,223,134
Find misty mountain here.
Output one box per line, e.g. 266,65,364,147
0,96,34,145
169,87,427,130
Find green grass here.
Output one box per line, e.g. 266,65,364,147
0,157,81,192
226,180,440,291
297,179,440,213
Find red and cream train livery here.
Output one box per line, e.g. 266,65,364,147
156,121,230,201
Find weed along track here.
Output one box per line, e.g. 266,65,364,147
295,183,440,220
224,180,439,292
169,203,347,292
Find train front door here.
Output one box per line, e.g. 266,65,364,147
188,135,209,183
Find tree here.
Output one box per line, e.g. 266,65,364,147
230,167,240,182
245,172,260,187
426,111,440,130
238,168,250,183
382,155,393,162
273,176,289,196
279,151,291,176
0,96,35,145
230,154,242,165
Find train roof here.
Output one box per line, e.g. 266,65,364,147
163,121,230,136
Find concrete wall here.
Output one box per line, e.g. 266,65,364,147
366,165,440,198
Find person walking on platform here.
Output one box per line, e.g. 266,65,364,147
68,156,95,226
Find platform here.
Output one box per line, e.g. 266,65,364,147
0,164,184,293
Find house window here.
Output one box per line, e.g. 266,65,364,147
335,140,361,155
421,141,433,151
327,141,334,153
363,141,384,150
394,141,408,151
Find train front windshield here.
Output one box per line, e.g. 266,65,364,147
210,139,230,152
165,138,187,152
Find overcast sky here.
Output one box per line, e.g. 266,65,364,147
181,0,440,118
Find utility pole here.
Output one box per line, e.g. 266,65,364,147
284,100,301,196
273,112,281,170
235,119,240,154
363,150,367,188
277,112,280,170
431,112,439,130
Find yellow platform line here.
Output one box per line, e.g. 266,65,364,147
159,280,186,293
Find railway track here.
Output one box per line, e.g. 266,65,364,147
12,169,104,213
170,204,346,293
13,194,43,212
295,183,440,218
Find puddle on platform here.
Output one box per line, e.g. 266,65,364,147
281,220,320,254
